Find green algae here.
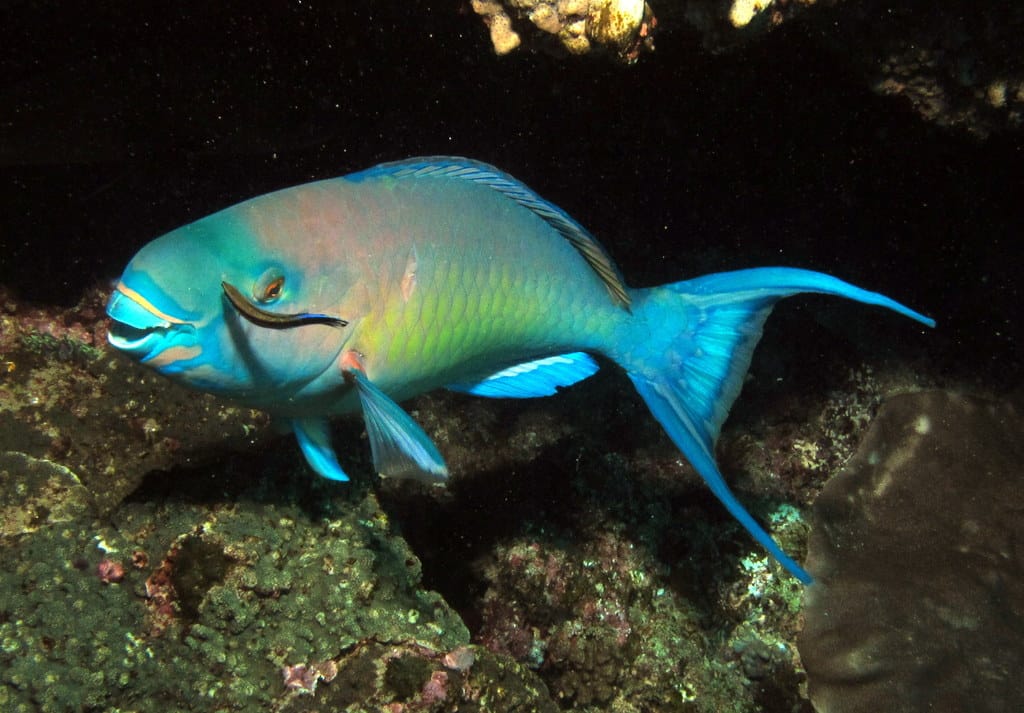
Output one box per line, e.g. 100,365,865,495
18,333,102,367
0,453,471,712
0,498,147,711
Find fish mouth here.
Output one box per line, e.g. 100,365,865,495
106,285,196,361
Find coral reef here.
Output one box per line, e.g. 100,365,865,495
676,0,1024,136
0,277,951,710
379,363,889,710
799,390,1024,712
0,447,485,711
712,0,1024,136
468,0,1024,136
470,520,810,711
823,1,1024,137
470,0,657,62
671,0,827,46
0,285,278,513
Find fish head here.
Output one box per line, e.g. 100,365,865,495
106,209,351,405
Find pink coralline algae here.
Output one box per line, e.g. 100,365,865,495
142,543,188,637
281,660,338,695
442,645,476,672
421,670,449,704
96,558,125,584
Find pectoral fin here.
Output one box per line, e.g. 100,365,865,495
349,369,449,484
291,417,350,482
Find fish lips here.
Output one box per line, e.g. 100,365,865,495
106,287,197,362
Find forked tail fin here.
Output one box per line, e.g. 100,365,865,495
617,268,934,583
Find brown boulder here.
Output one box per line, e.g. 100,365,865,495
800,390,1024,713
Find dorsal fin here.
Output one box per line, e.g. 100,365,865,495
350,157,631,310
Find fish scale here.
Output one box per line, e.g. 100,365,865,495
360,186,615,395
106,156,935,583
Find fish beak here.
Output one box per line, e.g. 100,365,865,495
106,283,194,360
107,287,175,330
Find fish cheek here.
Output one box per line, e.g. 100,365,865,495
223,306,347,391
215,308,277,389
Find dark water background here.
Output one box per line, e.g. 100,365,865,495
3,1,1019,394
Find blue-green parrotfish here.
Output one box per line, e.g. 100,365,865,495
106,157,934,584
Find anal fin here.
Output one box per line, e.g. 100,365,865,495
446,352,599,398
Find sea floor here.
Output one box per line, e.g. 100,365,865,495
0,281,966,712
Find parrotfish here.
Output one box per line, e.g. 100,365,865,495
106,157,934,583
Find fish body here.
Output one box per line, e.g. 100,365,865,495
107,157,935,583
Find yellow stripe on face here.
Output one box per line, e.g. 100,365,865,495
146,345,202,369
116,281,189,325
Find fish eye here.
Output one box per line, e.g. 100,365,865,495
263,277,284,302
254,270,285,304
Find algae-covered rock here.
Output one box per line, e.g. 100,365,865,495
0,287,283,515
0,452,479,712
0,452,95,536
0,457,148,712
304,640,558,712
799,390,1024,713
